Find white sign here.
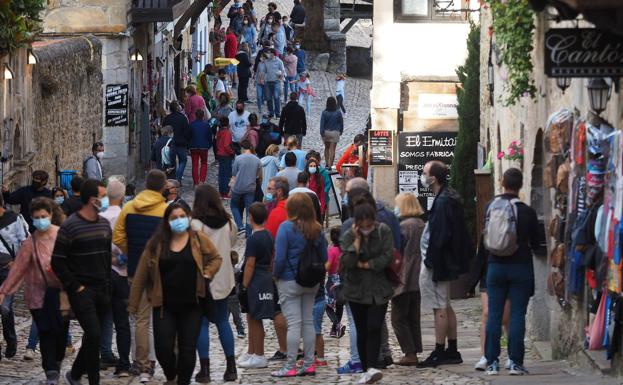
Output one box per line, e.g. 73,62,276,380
417,93,459,120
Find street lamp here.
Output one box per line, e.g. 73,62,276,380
3,64,13,80
587,78,611,115
27,49,37,65
556,77,571,94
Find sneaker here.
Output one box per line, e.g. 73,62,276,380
64,371,81,385
113,368,130,378
4,340,16,358
357,368,383,384
139,372,151,383
336,324,346,338
237,229,246,236
337,360,363,374
237,331,246,339
240,355,268,369
297,365,316,376
444,349,463,364
416,350,446,368
509,363,529,375
474,356,487,371
268,351,287,361
314,357,328,367
485,361,499,375
270,367,298,377
505,358,513,370
100,355,119,368
45,370,60,385
237,353,253,366
329,325,338,338
23,348,36,361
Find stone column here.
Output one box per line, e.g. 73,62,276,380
302,0,346,73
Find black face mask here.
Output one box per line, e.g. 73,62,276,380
236,108,244,113
163,189,170,199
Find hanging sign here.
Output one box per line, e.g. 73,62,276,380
417,93,459,120
545,28,623,77
105,84,129,126
369,129,394,166
397,131,457,210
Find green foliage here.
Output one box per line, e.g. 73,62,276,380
450,22,480,239
486,0,536,106
0,0,45,54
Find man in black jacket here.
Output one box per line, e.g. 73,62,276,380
417,161,472,368
163,101,191,183
290,0,306,25
278,92,307,146
2,170,52,231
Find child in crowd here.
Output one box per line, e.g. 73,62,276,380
297,72,314,115
335,74,346,116
216,117,235,198
326,227,346,338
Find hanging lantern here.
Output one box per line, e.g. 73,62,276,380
556,77,571,94
586,78,611,115
130,51,143,61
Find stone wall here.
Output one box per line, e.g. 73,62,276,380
303,0,347,73
42,0,128,34
31,36,103,182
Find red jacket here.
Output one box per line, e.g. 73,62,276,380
216,129,234,158
308,175,326,215
224,32,238,59
266,199,287,239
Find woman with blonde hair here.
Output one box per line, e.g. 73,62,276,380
391,193,425,366
271,193,328,378
260,144,280,195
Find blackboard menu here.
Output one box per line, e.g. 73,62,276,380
397,131,457,210
105,84,128,126
369,129,393,166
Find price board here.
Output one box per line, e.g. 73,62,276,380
369,129,393,166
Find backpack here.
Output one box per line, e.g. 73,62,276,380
256,124,275,157
288,237,326,288
161,138,174,168
483,196,520,257
82,155,98,178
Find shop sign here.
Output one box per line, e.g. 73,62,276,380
545,28,623,77
369,129,394,166
397,131,457,210
417,94,458,120
105,84,128,126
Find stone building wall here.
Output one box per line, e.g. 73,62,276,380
42,0,127,34
31,37,103,182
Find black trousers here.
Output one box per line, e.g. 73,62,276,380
238,76,250,102
68,286,111,385
390,291,423,355
349,301,388,371
31,310,68,373
111,271,131,370
337,94,346,114
153,305,202,385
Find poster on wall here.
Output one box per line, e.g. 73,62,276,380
417,94,459,120
105,84,128,126
397,131,457,210
369,129,394,166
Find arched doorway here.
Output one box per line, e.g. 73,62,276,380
530,129,544,218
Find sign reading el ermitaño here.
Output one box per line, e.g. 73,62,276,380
545,28,623,77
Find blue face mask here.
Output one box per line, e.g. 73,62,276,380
308,167,317,174
170,217,190,234
393,206,400,217
265,192,274,202
342,194,348,206
54,197,64,205
96,196,109,213
33,217,51,232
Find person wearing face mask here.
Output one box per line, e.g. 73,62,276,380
258,48,286,118
265,2,282,25
164,179,191,212
52,188,67,208
51,179,113,385
293,41,306,76
83,142,105,181
340,203,393,384
290,0,306,25
304,159,326,218
271,21,287,56
258,16,275,45
0,198,66,385
241,16,257,55
2,170,52,232
129,203,222,385
214,69,232,102
417,161,472,369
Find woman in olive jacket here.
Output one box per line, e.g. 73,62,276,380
129,203,222,385
341,203,393,384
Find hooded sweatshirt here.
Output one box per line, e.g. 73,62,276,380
113,189,168,277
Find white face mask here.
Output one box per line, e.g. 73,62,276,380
96,151,105,159
420,174,432,188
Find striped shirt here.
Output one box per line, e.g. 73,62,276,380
51,212,112,293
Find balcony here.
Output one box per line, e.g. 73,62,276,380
129,0,190,24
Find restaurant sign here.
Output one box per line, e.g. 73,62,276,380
545,28,623,77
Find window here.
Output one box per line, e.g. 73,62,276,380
394,0,469,22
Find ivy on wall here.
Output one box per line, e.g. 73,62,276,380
450,22,480,239
0,0,45,54
485,0,537,106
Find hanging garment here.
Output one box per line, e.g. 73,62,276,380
589,291,608,350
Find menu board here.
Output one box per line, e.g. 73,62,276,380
105,84,128,126
397,131,457,210
369,129,393,166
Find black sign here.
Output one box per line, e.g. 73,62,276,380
545,28,623,77
397,131,457,210
369,130,393,166
105,84,128,126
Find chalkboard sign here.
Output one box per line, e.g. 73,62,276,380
545,28,623,77
105,84,128,126
369,129,393,166
397,131,457,210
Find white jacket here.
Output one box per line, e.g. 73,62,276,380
191,218,238,300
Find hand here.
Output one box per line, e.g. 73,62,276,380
76,286,85,293
357,261,369,270
351,223,361,253
0,294,5,305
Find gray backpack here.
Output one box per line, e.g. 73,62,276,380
483,197,520,256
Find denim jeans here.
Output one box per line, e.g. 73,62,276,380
27,320,38,350
345,304,360,363
277,280,318,370
256,83,265,114
230,191,254,237
0,269,16,346
196,299,235,359
284,76,297,102
217,157,233,195
485,263,533,366
175,146,188,181
100,312,113,358
298,94,311,115
265,81,281,117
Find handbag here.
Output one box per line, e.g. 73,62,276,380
31,233,65,331
196,234,217,320
0,232,15,268
376,228,403,287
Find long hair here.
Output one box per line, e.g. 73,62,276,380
146,203,191,257
285,193,321,240
192,185,231,225
304,158,321,185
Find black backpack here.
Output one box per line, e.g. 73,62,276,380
288,238,325,288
